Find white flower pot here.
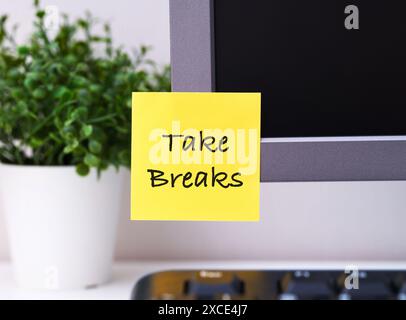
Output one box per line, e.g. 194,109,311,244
0,164,127,290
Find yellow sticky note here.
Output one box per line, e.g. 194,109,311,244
131,92,261,221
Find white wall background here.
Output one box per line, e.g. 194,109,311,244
1,1,406,263
0,0,170,64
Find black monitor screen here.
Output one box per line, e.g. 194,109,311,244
214,0,406,137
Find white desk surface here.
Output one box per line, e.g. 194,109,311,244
1,261,406,300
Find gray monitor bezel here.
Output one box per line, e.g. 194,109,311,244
169,0,406,182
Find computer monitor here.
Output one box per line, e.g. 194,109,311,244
169,0,406,182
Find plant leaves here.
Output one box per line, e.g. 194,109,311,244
76,163,90,176
81,124,93,138
63,139,79,154
84,153,100,167
0,1,170,175
88,140,102,154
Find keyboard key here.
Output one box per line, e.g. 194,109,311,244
279,271,335,299
337,271,395,300
185,271,244,299
396,274,406,300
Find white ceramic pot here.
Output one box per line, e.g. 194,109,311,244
0,164,127,290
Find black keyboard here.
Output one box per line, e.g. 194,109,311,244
132,270,406,300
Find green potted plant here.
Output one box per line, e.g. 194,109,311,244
0,1,170,289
